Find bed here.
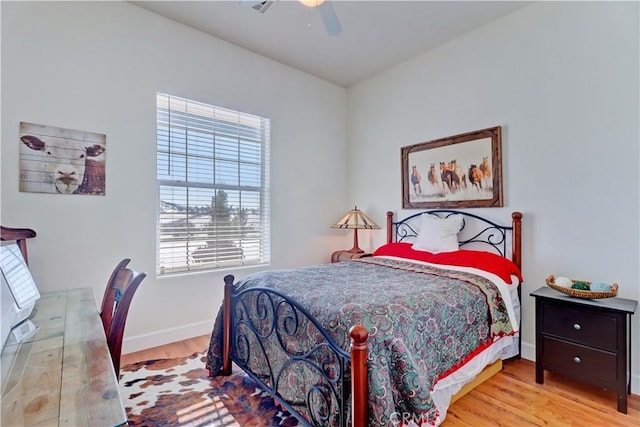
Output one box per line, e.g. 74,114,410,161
206,209,523,426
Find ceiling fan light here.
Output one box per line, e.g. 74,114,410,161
299,0,325,8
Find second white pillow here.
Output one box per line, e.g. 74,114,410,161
412,214,463,254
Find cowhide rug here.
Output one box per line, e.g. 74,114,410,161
119,351,300,426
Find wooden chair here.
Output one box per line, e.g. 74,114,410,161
0,226,37,265
99,258,146,378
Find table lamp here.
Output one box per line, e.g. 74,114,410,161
331,206,379,253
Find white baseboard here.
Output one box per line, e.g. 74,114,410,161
521,340,535,362
520,340,639,395
122,320,213,355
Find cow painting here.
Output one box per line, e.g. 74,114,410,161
19,122,106,195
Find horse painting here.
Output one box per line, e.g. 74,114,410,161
401,125,502,208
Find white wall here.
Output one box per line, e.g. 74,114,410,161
1,1,348,352
347,1,640,392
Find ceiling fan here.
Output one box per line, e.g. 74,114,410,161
241,0,342,36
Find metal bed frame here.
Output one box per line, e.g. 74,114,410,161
220,210,522,426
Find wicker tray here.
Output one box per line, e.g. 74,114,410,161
546,275,618,299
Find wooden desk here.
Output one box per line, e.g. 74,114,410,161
1,288,127,426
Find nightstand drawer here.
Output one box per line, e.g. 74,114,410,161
542,337,617,386
542,301,617,351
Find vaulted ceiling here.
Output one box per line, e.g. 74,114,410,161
131,1,532,87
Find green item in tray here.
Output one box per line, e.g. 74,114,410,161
571,281,590,290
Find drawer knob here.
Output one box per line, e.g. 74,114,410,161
573,323,581,331
573,356,582,364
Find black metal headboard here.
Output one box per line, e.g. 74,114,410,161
386,210,522,265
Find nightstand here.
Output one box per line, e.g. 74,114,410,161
331,251,371,263
531,286,637,413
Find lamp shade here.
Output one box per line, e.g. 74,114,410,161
331,207,379,254
331,207,379,230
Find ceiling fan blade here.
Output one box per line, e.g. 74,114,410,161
318,1,342,36
241,0,273,14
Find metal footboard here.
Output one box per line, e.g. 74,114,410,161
222,274,367,427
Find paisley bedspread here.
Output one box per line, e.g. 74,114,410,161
206,257,515,426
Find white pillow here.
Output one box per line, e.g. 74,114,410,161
412,214,463,254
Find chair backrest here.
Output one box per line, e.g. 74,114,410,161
100,258,146,378
0,226,37,265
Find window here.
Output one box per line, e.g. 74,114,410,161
156,93,270,275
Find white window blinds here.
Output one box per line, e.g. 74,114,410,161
156,93,271,275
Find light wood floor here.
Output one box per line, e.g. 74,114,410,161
121,336,640,426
